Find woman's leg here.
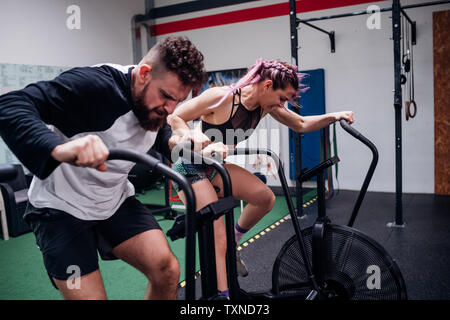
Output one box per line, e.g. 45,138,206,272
211,163,276,232
211,163,275,277
177,180,229,293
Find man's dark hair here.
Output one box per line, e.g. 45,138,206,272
152,36,206,90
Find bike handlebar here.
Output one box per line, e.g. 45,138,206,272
339,120,379,227
173,141,238,299
228,120,378,228
0,164,17,182
108,148,199,299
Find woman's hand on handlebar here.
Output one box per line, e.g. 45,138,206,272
333,111,354,124
180,129,211,152
201,142,229,160
51,135,109,172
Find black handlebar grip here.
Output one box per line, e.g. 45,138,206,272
338,119,379,227
177,140,222,161
0,164,17,182
339,119,361,139
107,148,160,169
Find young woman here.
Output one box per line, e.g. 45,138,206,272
168,58,354,298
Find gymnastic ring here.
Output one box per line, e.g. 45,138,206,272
405,100,417,121
400,74,407,85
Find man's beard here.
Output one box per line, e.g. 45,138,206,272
132,86,168,131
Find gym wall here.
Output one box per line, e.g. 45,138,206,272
0,0,448,194
0,0,145,67
0,0,145,170
148,0,450,194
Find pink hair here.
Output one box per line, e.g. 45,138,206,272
207,58,308,110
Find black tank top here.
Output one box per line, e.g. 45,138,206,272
201,89,262,145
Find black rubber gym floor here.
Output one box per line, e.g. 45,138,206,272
178,191,450,300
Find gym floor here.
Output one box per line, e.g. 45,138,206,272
1,188,448,300
178,190,450,300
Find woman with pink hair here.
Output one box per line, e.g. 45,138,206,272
168,58,353,298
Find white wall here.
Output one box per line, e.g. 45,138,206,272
1,0,446,193
0,0,145,67
296,0,447,194
152,0,450,194
0,0,146,168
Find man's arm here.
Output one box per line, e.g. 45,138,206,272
0,66,124,178
0,90,64,179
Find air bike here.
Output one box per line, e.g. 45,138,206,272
0,148,200,299
167,119,407,300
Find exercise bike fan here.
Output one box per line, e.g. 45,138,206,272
272,225,407,300
272,120,407,300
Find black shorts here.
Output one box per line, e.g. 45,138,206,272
25,196,161,289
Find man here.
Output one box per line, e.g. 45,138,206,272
0,36,206,299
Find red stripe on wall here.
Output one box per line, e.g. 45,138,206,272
150,0,378,36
